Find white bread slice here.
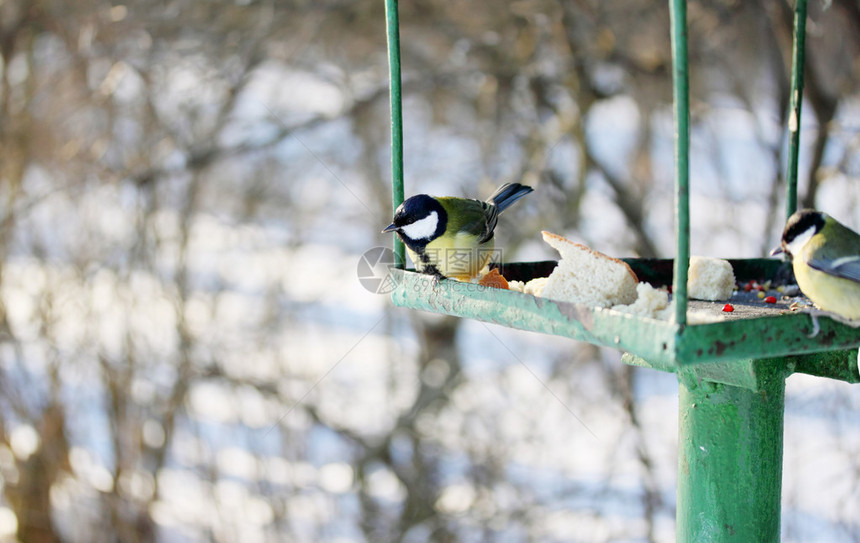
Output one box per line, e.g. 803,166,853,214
687,256,735,301
540,231,638,307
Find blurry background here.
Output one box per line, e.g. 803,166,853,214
0,0,859,541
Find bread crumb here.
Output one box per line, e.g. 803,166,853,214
507,280,525,293
688,256,735,301
613,282,669,318
524,277,548,297
507,277,549,297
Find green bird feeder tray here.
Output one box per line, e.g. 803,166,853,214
383,0,860,541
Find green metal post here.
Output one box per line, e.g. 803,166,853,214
385,0,406,268
785,0,808,218
669,0,690,327
677,371,786,542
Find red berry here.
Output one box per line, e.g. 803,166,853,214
764,296,777,304
722,303,734,312
743,283,752,292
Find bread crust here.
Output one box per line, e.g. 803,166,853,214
540,231,639,283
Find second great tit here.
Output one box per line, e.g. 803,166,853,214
772,209,860,322
383,182,533,280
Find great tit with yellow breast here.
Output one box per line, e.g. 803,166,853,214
383,182,533,280
772,209,860,322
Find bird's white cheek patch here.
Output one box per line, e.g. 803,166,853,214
401,211,438,240
786,227,816,255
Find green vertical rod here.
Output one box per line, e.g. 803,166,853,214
385,0,405,268
785,0,807,218
677,374,786,542
669,0,690,327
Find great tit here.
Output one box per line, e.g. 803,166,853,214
772,209,860,322
382,182,533,280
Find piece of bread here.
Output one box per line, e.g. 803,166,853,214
539,231,638,307
506,277,547,296
507,280,525,293
613,282,669,318
508,277,548,296
524,277,548,297
687,256,735,301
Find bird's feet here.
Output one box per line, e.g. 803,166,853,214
422,265,446,288
807,312,821,338
804,308,860,337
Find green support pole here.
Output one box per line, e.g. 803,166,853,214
785,0,808,218
677,371,786,542
385,0,406,268
669,0,690,327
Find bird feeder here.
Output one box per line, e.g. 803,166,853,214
383,0,860,540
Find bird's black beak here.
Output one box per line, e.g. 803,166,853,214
382,223,399,233
769,246,784,257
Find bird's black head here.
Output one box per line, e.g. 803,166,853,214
779,209,825,256
382,194,447,249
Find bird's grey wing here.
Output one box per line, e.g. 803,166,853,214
476,201,498,243
807,255,860,283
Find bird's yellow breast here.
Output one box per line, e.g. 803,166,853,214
408,233,495,281
793,259,860,320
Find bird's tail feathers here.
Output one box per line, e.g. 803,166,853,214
486,182,534,213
